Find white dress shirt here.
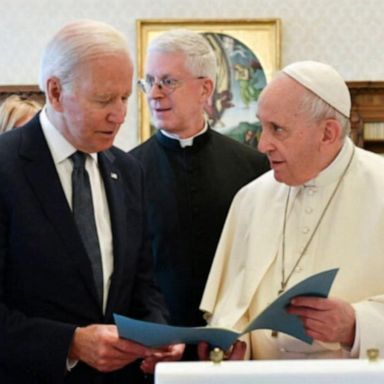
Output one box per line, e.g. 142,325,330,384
40,108,113,313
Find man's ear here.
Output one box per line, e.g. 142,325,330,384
46,77,65,112
200,77,214,101
321,118,343,145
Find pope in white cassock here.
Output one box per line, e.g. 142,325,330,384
199,61,384,360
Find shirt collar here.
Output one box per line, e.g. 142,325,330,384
160,121,208,148
40,107,98,163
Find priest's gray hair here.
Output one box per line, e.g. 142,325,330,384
38,19,132,93
298,86,351,138
147,29,217,87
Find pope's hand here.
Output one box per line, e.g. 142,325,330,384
287,296,356,346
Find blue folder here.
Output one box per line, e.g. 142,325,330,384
114,268,339,350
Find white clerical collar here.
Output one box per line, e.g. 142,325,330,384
160,121,208,148
40,107,98,164
303,137,354,188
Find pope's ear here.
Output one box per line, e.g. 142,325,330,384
46,77,65,112
321,118,343,145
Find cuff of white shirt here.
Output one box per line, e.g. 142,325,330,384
340,307,359,358
348,312,360,358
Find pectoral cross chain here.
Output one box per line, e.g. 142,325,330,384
278,281,287,295
271,149,355,341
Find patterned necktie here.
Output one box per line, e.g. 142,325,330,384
71,151,103,306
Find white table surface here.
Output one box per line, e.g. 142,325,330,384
156,359,384,384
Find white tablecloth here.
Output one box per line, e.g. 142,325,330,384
156,359,384,384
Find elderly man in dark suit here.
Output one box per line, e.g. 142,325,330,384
0,20,183,384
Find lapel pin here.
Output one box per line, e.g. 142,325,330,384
110,172,118,180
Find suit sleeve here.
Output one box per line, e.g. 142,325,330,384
0,173,76,383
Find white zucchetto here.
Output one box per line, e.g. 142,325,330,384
283,61,351,118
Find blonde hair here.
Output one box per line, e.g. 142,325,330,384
0,95,41,133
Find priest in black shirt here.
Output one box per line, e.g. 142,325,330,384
130,29,269,359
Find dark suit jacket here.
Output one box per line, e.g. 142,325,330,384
0,115,168,384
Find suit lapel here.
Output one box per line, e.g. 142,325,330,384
19,118,100,307
98,151,127,316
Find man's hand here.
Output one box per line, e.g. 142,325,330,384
140,343,185,374
68,324,161,372
287,296,356,346
197,340,246,361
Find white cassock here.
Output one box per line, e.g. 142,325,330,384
200,137,384,359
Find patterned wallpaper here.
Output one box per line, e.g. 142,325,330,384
1,0,383,149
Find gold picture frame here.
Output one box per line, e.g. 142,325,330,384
136,19,281,143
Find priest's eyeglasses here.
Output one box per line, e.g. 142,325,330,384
138,76,205,95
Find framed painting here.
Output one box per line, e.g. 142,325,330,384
0,85,45,105
136,19,281,146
